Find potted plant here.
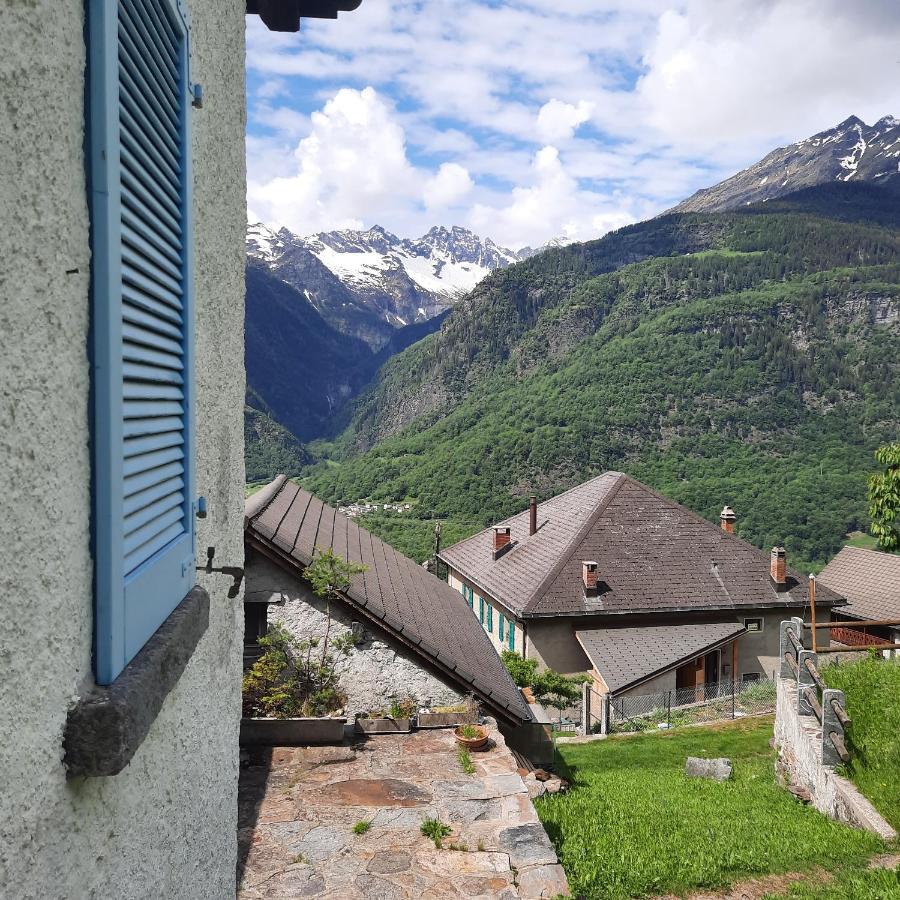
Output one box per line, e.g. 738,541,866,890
417,694,480,728
355,698,416,734
240,548,366,746
454,722,489,751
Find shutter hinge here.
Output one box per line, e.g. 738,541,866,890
192,84,203,109
198,546,245,599
195,496,208,518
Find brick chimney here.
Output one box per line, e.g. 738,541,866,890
582,561,599,595
720,505,736,533
770,546,786,586
492,526,512,560
529,497,537,536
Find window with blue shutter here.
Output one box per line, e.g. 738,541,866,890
507,619,515,651
478,596,484,624
498,614,505,642
486,603,493,633
88,0,196,685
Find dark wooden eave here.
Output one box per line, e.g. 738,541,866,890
247,0,362,32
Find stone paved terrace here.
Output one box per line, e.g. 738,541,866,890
237,720,569,899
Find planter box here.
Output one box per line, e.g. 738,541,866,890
355,717,413,734
416,711,477,729
239,717,347,746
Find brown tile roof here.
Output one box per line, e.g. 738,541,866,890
818,546,900,622
244,477,532,725
440,473,844,619
576,621,747,695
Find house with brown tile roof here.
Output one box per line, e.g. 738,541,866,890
439,472,846,700
244,476,533,728
818,546,900,655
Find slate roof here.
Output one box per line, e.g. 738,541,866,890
818,546,900,623
576,621,747,695
244,477,532,725
439,473,845,619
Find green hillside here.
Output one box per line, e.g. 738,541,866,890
306,184,900,570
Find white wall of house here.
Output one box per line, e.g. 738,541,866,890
249,554,464,713
0,0,246,895
447,570,525,657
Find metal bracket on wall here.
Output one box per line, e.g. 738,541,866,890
198,546,244,599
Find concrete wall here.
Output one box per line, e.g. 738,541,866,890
447,569,525,657
735,608,831,681
0,0,246,896
774,676,897,840
525,620,592,675
250,554,464,715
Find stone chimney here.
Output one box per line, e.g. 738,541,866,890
529,497,537,536
582,561,599,595
492,526,512,560
770,546,786,586
720,505,736,533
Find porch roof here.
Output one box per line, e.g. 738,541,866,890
576,621,747,696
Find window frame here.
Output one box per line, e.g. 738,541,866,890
743,616,764,634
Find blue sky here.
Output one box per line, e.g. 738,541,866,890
245,0,900,250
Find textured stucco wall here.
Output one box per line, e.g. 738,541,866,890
0,0,246,896
249,554,464,714
447,570,524,658
735,608,830,681
525,620,592,675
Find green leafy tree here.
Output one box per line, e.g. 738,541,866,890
868,442,900,551
501,650,539,687
532,669,590,723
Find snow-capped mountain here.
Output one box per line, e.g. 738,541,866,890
247,223,521,347
670,115,900,214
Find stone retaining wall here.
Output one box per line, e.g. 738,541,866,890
774,675,897,840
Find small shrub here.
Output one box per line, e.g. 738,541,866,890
352,820,371,836
389,698,417,718
502,650,539,687
420,817,452,848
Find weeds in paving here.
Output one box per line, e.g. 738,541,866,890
352,820,371,836
446,841,469,852
420,817,452,849
477,839,486,852
292,853,307,865
457,747,475,775
536,718,883,899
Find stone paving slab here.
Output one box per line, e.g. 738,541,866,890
238,720,569,899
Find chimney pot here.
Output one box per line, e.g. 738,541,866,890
492,526,512,560
529,497,537,536
720,505,736,534
582,560,599,594
770,546,786,585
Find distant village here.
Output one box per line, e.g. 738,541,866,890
338,499,412,518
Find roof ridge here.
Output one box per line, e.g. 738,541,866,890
523,472,628,614
244,474,288,528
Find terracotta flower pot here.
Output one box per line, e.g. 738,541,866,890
454,724,489,751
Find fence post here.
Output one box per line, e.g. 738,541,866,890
667,690,671,728
581,680,591,735
779,620,795,677
732,679,736,719
797,650,818,716
822,688,846,766
601,694,610,735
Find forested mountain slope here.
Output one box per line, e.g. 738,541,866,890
307,181,900,570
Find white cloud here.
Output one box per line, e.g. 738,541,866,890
423,163,474,210
536,99,594,144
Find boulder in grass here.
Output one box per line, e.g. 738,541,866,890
685,756,733,781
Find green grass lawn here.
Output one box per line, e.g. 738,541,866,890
844,530,881,550
823,656,900,831
763,864,900,899
535,718,884,899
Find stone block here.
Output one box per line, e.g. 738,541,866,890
685,756,733,781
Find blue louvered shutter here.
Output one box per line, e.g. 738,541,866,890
507,620,515,651
498,614,505,642
88,0,196,684
486,604,493,633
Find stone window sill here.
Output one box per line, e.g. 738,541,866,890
64,585,210,778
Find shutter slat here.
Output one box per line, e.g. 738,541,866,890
139,0,179,58
122,241,183,296
123,458,184,498
122,261,183,311
124,399,184,420
118,17,179,126
123,473,185,516
123,339,183,372
118,65,179,162
123,285,183,327
121,197,181,267
122,140,181,230
120,139,181,223
124,518,184,574
123,223,181,282
124,489,184,540
124,430,184,459
119,0,178,91
123,321,183,356
124,381,184,401
123,299,182,339
123,414,183,438
123,361,184,386
123,444,184,477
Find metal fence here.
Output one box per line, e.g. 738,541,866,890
583,676,777,735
